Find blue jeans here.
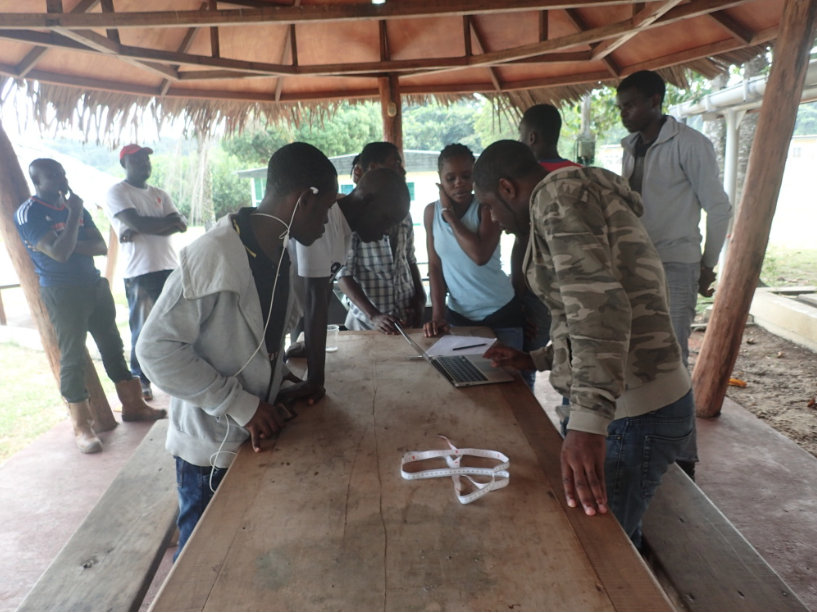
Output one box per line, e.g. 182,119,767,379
521,289,552,390
125,270,172,384
663,262,700,463
174,457,228,561
562,390,694,548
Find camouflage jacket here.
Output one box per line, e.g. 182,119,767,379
524,167,690,435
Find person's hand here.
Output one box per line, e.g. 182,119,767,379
408,294,426,327
699,265,717,297
277,378,326,406
62,189,84,216
560,430,608,516
285,341,306,360
119,228,137,243
423,318,450,337
245,400,286,452
436,183,455,218
483,342,535,371
168,213,188,233
371,312,400,335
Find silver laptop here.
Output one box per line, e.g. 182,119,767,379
394,323,515,387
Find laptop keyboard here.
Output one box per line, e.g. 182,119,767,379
436,356,488,383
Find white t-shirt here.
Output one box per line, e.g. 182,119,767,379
105,181,180,279
286,202,352,332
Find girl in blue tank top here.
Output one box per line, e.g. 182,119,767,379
422,144,523,347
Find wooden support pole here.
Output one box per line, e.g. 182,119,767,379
692,0,817,418
0,122,117,431
378,73,403,153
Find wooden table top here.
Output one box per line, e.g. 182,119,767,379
151,329,672,612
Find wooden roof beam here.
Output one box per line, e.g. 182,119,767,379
708,11,754,44
12,0,101,77
159,3,206,96
274,0,301,103
209,0,220,57
0,0,755,80
99,0,121,45
591,0,685,60
470,17,503,91
0,0,684,30
463,16,472,56
564,8,620,76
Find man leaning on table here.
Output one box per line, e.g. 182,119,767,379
136,143,339,557
474,140,693,547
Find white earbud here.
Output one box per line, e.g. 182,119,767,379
310,186,318,194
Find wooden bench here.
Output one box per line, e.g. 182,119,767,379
18,420,177,612
642,464,807,612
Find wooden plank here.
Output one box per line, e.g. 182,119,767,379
643,465,807,611
504,382,672,612
591,0,685,60
18,420,178,612
708,10,754,44
150,331,669,612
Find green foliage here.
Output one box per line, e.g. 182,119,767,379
794,101,817,136
403,100,482,151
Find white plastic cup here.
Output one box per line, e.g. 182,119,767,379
326,324,339,352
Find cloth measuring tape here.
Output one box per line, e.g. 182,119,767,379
400,435,510,505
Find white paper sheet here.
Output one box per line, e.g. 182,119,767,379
426,335,496,357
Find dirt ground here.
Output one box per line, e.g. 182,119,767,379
689,326,817,458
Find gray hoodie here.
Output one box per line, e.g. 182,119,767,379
621,115,732,268
137,215,292,468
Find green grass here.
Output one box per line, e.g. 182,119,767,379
0,341,66,463
760,245,817,287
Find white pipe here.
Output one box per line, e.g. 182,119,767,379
671,61,817,118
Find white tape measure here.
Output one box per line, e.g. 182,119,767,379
401,435,510,505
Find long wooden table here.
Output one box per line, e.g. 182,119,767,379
150,329,672,611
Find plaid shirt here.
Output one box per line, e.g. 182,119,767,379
338,215,417,326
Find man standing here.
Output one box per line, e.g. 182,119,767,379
616,71,732,478
136,143,340,556
282,168,412,404
106,144,187,400
338,142,426,333
515,104,582,388
15,159,165,454
475,141,693,547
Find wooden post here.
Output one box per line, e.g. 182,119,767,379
692,0,817,418
104,224,119,285
0,122,117,431
378,74,403,152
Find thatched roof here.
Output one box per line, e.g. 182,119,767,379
0,0,781,135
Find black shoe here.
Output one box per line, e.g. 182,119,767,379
676,460,696,481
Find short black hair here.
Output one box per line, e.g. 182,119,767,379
265,142,337,198
473,140,541,194
617,70,666,104
437,143,475,173
351,154,360,177
360,142,399,169
520,104,562,145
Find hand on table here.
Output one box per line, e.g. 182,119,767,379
560,430,608,516
246,400,286,452
371,312,401,335
277,377,326,406
483,342,535,371
423,318,450,337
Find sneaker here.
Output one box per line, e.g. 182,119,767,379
141,381,154,401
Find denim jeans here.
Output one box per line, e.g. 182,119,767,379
41,278,132,403
446,298,525,351
562,389,694,548
662,261,700,463
521,289,552,390
124,270,172,384
174,456,228,561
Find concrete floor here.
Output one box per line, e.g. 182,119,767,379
1,382,816,611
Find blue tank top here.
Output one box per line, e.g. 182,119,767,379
431,197,513,320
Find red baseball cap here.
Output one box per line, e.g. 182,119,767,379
119,144,154,161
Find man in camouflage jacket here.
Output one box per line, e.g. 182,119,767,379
474,140,693,546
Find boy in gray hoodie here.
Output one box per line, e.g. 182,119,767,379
475,140,693,547
137,143,339,556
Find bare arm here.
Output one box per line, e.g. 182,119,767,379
35,194,88,262
510,233,529,298
440,189,502,265
338,275,398,333
423,203,450,337
72,225,108,257
408,262,426,327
